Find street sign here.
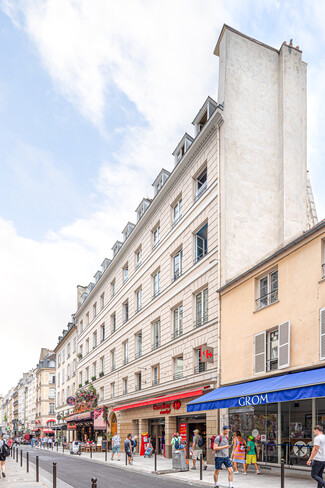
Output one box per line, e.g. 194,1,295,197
200,345,213,363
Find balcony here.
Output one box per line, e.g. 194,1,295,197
173,371,183,380
152,341,160,351
194,363,207,374
152,378,160,386
194,313,209,329
255,289,278,311
172,328,183,340
135,351,142,359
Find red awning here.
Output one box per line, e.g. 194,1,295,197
113,388,203,412
43,429,55,434
46,419,56,424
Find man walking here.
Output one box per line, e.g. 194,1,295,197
307,425,325,487
191,429,207,470
111,432,121,461
213,425,233,488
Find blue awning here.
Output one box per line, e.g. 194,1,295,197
187,367,325,412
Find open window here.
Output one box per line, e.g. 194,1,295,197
195,223,208,262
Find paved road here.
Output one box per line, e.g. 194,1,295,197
19,447,200,488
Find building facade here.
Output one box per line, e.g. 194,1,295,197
70,25,315,459
35,349,56,438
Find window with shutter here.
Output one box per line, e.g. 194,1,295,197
278,320,290,369
254,331,266,374
320,309,325,360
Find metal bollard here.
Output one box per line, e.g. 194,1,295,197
16,447,18,462
105,448,107,462
51,443,53,451
12,447,14,458
27,451,29,473
281,458,285,488
125,451,128,465
154,449,157,471
90,445,92,458
63,444,64,453
53,462,57,488
20,449,23,467
36,455,39,483
200,453,203,480
91,478,97,488
56,443,58,452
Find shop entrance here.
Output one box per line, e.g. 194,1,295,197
177,414,206,458
148,418,165,455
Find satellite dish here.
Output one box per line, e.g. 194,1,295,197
293,441,308,457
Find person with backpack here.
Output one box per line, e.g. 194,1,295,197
171,432,182,451
191,429,207,470
124,434,133,465
232,430,247,474
213,426,233,488
0,434,9,478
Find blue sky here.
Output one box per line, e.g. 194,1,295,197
1,0,325,393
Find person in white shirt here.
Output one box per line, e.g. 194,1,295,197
111,433,121,461
307,425,325,488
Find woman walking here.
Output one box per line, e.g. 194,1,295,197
0,434,9,478
232,431,247,474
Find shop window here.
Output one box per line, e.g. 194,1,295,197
135,373,142,391
135,332,142,359
254,321,290,374
123,378,128,394
195,167,207,201
123,341,129,365
172,305,183,339
256,269,278,310
174,356,183,379
152,320,160,350
152,365,160,386
194,288,208,328
195,224,208,262
173,249,183,281
194,348,207,373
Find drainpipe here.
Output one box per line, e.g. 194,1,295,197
217,121,222,430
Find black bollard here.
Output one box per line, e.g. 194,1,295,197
56,442,58,452
200,453,203,480
20,449,23,467
91,477,97,488
63,443,64,453
90,445,92,458
281,458,285,488
51,443,53,451
53,462,57,488
154,449,157,471
27,451,29,473
12,446,14,458
16,447,18,462
36,455,39,482
105,448,107,462
125,451,128,465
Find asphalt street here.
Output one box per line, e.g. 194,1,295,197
19,447,202,488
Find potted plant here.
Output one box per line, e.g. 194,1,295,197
78,383,82,388
91,376,96,381
85,380,89,385
99,371,104,378
77,353,82,359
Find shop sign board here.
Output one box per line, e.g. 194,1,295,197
67,423,77,431
153,400,182,414
65,412,92,422
200,345,213,363
238,394,268,407
94,410,106,431
179,423,187,444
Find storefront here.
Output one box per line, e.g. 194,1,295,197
66,411,94,442
187,367,325,468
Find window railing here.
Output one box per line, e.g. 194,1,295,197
194,363,207,374
123,357,128,366
194,313,209,328
194,248,208,264
255,289,278,310
173,269,182,281
266,358,278,372
135,350,142,359
152,341,160,351
136,305,142,313
173,215,182,227
136,261,142,270
152,239,160,250
195,181,207,201
172,327,183,339
173,371,183,380
152,378,160,386
111,364,116,372
123,388,128,395
135,383,141,391
322,263,325,279
153,289,160,298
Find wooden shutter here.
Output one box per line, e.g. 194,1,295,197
320,309,325,360
254,331,266,374
278,320,290,369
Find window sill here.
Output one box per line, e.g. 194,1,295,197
254,299,279,313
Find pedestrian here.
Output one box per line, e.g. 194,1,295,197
232,430,247,474
124,434,133,465
147,436,153,457
7,437,13,455
244,435,260,475
171,432,182,451
191,429,207,470
111,432,121,461
213,425,233,488
132,435,138,456
0,434,9,478
307,424,325,487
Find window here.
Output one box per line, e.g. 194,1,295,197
111,313,116,334
86,338,89,354
195,167,207,200
86,312,89,326
173,305,183,339
174,356,183,379
254,321,290,374
152,225,160,249
195,224,208,262
57,392,60,407
152,320,160,350
123,341,129,365
152,365,160,386
62,349,65,363
80,321,83,334
135,248,142,269
135,332,142,359
173,198,182,225
93,302,97,319
49,403,55,414
79,372,82,386
49,373,55,384
111,280,116,298
111,383,115,398
123,300,129,323
111,349,116,371
73,336,76,352
92,362,97,379
58,354,61,367
100,293,105,310
173,249,183,280
100,324,105,342
79,344,83,359
153,270,160,297
67,363,70,379
57,373,60,388
93,331,97,349
195,288,208,327
123,263,129,283
194,348,207,373
123,378,128,394
73,359,76,374
136,288,142,312
62,370,65,384
49,388,55,399
86,367,89,382
100,356,105,375
67,343,71,358
256,270,278,310
135,372,142,391
100,387,104,401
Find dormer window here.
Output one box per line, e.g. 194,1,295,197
112,241,123,257
136,198,151,222
94,270,102,283
122,222,135,241
101,258,111,272
192,96,218,136
173,133,194,166
152,169,171,195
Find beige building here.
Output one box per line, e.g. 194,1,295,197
35,348,56,438
68,25,315,459
188,220,325,468
54,322,77,442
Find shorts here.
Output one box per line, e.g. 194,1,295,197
192,449,202,460
246,454,257,464
112,446,120,454
215,456,232,470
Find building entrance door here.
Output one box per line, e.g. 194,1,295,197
148,418,165,455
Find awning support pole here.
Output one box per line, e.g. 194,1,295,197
277,402,282,464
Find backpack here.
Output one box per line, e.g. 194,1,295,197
238,440,246,452
210,435,217,449
198,437,204,448
174,438,180,450
213,435,228,450
2,442,10,457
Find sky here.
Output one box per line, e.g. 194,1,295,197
1,0,325,395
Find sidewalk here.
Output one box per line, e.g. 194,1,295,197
36,445,315,487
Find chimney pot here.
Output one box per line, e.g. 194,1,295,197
289,39,293,47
